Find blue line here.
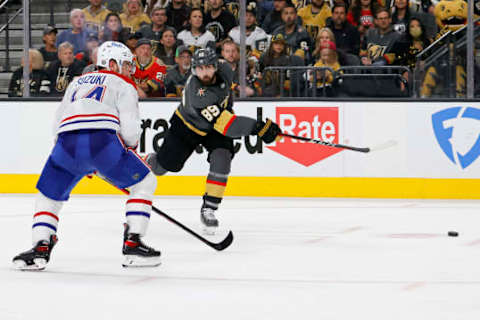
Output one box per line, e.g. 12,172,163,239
32,222,57,232
126,211,151,218
60,119,119,128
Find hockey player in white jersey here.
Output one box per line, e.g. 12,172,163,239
12,41,160,270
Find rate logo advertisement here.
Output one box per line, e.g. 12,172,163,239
432,106,480,169
268,107,343,166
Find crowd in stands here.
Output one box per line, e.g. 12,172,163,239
8,0,480,98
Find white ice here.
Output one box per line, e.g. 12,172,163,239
1,194,480,320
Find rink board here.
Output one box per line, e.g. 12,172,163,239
0,100,479,198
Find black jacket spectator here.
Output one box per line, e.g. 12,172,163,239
273,24,313,63
326,3,361,56
9,49,51,97
46,59,85,96
137,7,171,43
391,0,437,40
326,19,361,55
166,0,190,32
259,34,305,97
39,25,58,69
204,7,237,43
165,65,191,97
262,9,303,35
9,69,51,97
39,48,58,69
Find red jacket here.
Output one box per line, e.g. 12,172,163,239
133,57,167,97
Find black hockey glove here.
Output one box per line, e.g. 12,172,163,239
253,118,282,144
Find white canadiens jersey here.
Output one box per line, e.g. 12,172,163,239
177,30,216,48
228,26,270,52
54,70,141,147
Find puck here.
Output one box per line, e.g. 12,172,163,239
448,231,459,237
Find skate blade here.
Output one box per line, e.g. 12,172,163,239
13,258,46,271
122,255,161,268
202,225,218,236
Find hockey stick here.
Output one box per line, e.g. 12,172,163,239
96,175,234,251
280,133,371,153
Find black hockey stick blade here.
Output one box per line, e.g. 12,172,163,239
96,174,234,251
150,205,234,251
280,133,370,153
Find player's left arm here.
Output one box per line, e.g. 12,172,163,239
210,108,281,143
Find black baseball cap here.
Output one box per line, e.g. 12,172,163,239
43,25,58,35
135,38,152,49
175,45,191,57
87,32,99,42
128,31,142,40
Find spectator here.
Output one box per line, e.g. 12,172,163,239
273,2,314,63
8,49,51,97
46,42,85,96
391,0,411,34
297,0,332,42
56,9,93,55
326,3,361,56
262,0,291,34
99,12,130,43
145,0,170,15
228,2,269,58
120,0,152,32
360,8,408,66
187,0,203,8
165,45,192,97
38,25,58,69
82,0,111,33
82,47,99,74
391,0,437,40
177,8,216,50
221,40,258,97
311,40,340,96
105,0,128,12
204,0,237,45
124,31,142,52
138,7,170,43
347,0,379,40
258,0,274,23
155,28,178,67
166,0,191,32
403,17,431,72
75,32,100,66
133,38,168,97
312,27,335,58
259,33,305,97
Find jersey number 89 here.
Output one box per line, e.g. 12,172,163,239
201,105,220,122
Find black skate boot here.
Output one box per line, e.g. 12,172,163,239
122,223,161,268
12,235,58,271
200,204,219,235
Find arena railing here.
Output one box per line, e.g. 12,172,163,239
0,0,23,72
414,18,480,98
262,65,412,98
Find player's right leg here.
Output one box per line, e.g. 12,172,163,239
94,131,162,267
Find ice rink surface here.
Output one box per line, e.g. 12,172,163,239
1,194,479,320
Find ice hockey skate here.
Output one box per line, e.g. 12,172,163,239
200,205,219,235
122,224,161,268
12,235,58,271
